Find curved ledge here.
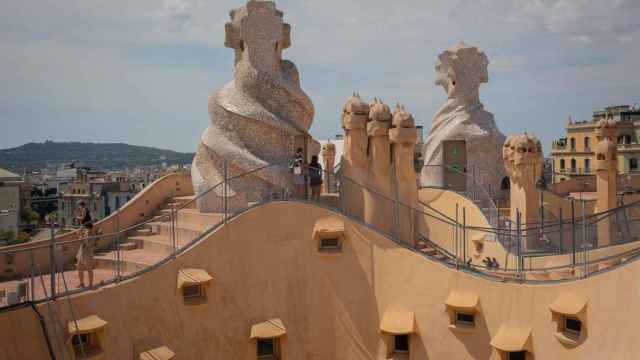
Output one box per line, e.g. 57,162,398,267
554,331,582,347
448,323,475,334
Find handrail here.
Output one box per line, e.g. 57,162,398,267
6,160,640,314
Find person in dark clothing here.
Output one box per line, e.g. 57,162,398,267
308,155,323,202
76,201,92,227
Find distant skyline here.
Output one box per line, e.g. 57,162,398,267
2,0,640,153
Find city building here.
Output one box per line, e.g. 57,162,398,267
551,105,640,182
0,168,22,235
57,171,139,228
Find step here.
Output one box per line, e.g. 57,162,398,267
172,195,197,209
149,222,205,245
94,249,167,274
421,248,438,255
129,227,154,237
157,208,224,227
434,253,448,261
119,242,138,251
130,235,174,255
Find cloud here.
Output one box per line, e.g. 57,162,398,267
1,0,639,153
508,0,640,43
157,0,193,23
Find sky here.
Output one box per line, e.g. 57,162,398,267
1,0,639,154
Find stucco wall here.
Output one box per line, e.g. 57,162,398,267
418,188,511,266
3,201,639,359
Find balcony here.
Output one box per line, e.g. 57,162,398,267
561,168,591,175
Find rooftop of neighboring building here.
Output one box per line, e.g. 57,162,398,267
0,167,22,182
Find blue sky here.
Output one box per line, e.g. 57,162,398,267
1,0,639,154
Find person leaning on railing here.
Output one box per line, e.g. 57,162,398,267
76,222,96,288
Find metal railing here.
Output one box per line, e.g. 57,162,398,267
4,161,640,311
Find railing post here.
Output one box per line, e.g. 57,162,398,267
516,210,522,279
224,159,228,224
462,207,467,266
571,200,576,267
455,203,459,269
115,211,120,282
539,191,544,244
582,200,587,278
49,225,55,300
559,207,564,253
29,249,35,301
171,200,177,258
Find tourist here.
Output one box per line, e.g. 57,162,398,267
290,147,305,198
76,201,92,228
308,155,323,202
76,222,96,288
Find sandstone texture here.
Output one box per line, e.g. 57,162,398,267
192,1,315,212
421,42,506,196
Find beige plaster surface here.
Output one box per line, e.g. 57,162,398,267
3,201,640,359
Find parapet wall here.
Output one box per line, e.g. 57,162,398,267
0,171,193,279
2,202,640,359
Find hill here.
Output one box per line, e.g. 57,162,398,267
0,141,194,171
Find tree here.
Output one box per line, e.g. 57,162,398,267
0,229,13,244
21,208,39,224
0,229,29,246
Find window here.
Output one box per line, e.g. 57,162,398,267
630,158,638,171
394,334,409,353
182,284,202,299
257,338,279,359
455,312,475,327
584,159,590,172
177,268,212,304
560,159,565,170
584,137,591,150
72,334,92,354
319,237,341,252
570,159,576,170
570,138,576,150
508,351,527,360
564,317,582,338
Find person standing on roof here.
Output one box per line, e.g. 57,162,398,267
308,155,323,202
290,147,306,199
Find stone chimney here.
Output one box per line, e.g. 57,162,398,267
594,117,618,246
389,104,419,245
364,99,394,234
504,133,543,250
341,93,369,219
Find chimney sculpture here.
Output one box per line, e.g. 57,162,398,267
504,133,544,250
192,1,315,212
364,99,394,234
594,116,618,246
389,104,420,245
341,94,369,219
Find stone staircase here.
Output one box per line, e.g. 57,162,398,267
416,238,452,263
94,195,224,275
